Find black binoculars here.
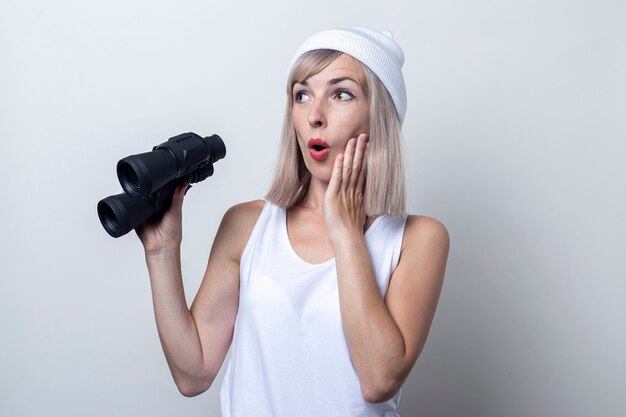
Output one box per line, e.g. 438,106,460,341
97,132,226,238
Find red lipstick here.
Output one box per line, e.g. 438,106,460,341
307,138,330,161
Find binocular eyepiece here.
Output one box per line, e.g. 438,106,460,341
97,132,226,238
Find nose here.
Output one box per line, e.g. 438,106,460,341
307,99,327,129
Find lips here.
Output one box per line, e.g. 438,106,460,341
307,138,330,161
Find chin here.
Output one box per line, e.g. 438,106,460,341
307,167,333,184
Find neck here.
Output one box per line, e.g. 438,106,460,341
297,177,329,215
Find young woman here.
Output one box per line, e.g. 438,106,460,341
137,27,449,416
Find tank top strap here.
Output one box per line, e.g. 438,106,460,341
240,200,270,263
363,214,408,295
239,200,283,286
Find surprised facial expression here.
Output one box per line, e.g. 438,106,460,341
291,54,370,182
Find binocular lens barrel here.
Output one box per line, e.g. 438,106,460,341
206,134,227,163
97,192,157,238
116,134,225,199
98,199,123,238
117,149,177,199
117,160,141,197
98,194,131,238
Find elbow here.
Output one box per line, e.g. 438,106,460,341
360,376,403,404
178,385,206,398
175,377,212,398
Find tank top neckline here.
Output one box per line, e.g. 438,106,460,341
280,205,385,267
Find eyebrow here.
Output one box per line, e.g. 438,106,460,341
293,76,360,88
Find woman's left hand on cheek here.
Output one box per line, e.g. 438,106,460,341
324,133,368,242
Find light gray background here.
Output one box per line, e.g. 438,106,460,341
1,0,624,416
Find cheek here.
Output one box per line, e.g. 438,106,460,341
357,105,370,130
291,113,305,140
291,125,309,157
339,108,369,135
358,112,370,132
291,108,305,129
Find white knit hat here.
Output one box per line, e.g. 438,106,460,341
287,27,407,125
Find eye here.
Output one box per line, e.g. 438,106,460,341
336,90,354,101
294,90,311,103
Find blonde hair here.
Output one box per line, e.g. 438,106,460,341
265,49,406,216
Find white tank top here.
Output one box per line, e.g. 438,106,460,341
220,201,407,417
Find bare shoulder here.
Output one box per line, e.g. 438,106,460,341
222,199,265,228
216,199,265,262
403,215,450,250
398,215,450,274
220,199,265,238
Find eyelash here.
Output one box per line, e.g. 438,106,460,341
293,89,355,102
336,90,354,101
293,91,309,102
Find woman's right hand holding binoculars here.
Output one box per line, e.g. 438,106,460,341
136,182,188,255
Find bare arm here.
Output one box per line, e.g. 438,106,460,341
333,216,449,403
137,185,262,396
325,135,449,403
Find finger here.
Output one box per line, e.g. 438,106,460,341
341,138,356,191
171,182,188,210
349,134,367,190
174,182,188,198
327,153,344,196
356,142,368,193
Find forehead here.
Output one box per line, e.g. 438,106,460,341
306,53,367,84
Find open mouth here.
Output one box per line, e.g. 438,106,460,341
307,138,330,161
